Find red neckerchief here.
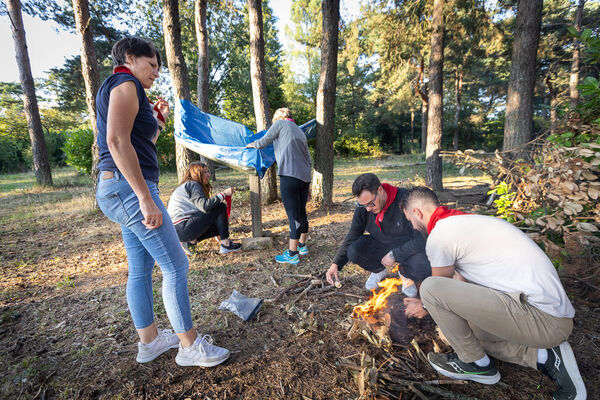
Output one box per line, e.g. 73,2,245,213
375,183,398,230
427,206,469,234
113,66,165,124
285,118,296,123
225,195,232,218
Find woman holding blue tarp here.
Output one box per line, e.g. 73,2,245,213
246,108,312,265
94,36,229,368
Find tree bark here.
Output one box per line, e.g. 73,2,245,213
313,0,339,207
194,0,215,179
414,57,428,153
248,0,277,205
570,0,584,108
545,76,558,135
164,0,196,181
426,0,444,191
72,0,100,204
452,69,463,151
6,0,53,186
503,0,543,160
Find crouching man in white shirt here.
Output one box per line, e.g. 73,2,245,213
402,186,586,400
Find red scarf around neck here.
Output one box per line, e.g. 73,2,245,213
113,66,165,124
375,183,398,230
427,206,469,234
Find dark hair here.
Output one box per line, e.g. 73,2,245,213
352,173,381,197
402,186,440,209
112,37,162,68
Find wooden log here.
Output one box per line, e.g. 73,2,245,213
249,174,262,237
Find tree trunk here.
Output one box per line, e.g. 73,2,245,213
6,0,53,186
426,0,444,191
503,0,543,160
312,0,339,207
248,0,277,205
72,0,100,205
570,0,585,108
164,0,196,181
545,76,557,135
194,0,215,179
452,69,463,151
414,57,428,153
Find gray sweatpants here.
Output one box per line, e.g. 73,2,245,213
420,276,573,369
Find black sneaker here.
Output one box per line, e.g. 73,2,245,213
427,352,501,384
538,342,587,400
219,240,242,254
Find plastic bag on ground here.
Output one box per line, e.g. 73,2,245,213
218,289,263,321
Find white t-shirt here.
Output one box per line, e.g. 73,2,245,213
427,214,575,318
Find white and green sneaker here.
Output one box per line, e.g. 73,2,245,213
136,328,180,363
427,352,501,384
297,244,308,256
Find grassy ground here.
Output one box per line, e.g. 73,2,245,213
0,156,598,400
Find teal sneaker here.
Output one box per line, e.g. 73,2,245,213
275,249,299,265
298,244,308,256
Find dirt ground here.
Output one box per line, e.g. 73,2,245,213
1,161,598,400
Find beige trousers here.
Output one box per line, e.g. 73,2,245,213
420,276,573,369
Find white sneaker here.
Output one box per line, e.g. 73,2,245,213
136,328,180,363
175,334,230,367
365,270,388,291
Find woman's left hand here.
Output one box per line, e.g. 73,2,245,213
155,97,170,119
245,142,256,149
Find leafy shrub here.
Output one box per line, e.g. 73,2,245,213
45,130,67,168
0,134,23,172
155,119,176,170
334,134,383,157
63,128,93,174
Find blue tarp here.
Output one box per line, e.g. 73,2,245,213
174,99,316,178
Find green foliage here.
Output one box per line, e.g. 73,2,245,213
0,135,22,172
487,182,516,222
334,135,383,158
63,128,94,174
156,119,176,170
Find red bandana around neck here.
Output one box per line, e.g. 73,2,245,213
427,206,469,234
113,66,165,124
375,183,398,230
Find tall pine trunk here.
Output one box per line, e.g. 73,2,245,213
414,57,428,153
72,0,100,204
503,0,543,160
313,0,339,207
570,0,585,108
194,0,215,179
545,76,558,135
164,0,196,182
6,0,52,186
426,0,444,191
248,0,277,205
452,69,463,151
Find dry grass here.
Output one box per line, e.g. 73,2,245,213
1,158,597,400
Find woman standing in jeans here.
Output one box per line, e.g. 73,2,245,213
167,162,242,255
246,108,312,265
95,37,229,367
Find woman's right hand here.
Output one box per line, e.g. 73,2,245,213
140,197,163,229
223,187,234,197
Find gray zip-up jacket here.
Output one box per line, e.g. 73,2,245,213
167,181,224,223
252,119,312,183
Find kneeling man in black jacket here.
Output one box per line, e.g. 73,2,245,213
325,173,431,291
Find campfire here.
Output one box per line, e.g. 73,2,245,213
350,277,410,346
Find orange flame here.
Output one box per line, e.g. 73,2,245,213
390,264,399,273
353,277,403,318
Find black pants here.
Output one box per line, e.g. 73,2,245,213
174,203,229,243
347,235,432,283
279,175,309,240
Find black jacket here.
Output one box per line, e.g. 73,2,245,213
333,187,427,270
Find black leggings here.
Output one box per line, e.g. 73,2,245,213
174,203,229,243
279,175,309,240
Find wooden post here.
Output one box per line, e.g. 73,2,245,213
249,174,263,237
